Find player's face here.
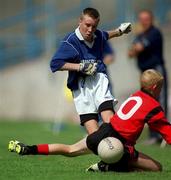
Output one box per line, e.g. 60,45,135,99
79,14,99,42
138,12,153,31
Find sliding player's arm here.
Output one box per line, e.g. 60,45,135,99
148,109,171,144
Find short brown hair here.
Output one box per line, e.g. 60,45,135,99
140,69,163,93
82,7,100,19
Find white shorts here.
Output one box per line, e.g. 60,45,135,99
72,73,117,116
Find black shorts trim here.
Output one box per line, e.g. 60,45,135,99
98,100,115,113
80,113,98,126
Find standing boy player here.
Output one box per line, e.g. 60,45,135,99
50,7,131,135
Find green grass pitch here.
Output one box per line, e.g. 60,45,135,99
0,120,171,180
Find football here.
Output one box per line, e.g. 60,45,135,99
97,137,124,164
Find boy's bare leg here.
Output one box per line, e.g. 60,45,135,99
84,120,99,134
48,137,91,157
101,110,114,123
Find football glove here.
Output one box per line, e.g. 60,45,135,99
117,22,131,35
79,62,97,75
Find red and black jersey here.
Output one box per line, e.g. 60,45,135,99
110,90,171,145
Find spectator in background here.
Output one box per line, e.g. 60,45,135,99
128,10,168,145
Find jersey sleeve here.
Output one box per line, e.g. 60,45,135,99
148,109,171,144
102,31,109,40
50,41,79,73
101,31,114,56
103,41,114,56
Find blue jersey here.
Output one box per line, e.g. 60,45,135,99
133,26,164,71
50,28,113,90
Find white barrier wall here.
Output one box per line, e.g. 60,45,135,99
0,58,77,121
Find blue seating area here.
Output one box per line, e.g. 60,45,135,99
0,0,170,69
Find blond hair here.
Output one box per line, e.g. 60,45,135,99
140,69,164,94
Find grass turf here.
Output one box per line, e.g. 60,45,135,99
0,120,171,180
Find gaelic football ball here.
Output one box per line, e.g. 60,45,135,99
97,137,124,164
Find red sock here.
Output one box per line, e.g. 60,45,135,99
37,144,49,155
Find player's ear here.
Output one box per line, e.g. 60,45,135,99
151,84,157,90
79,14,83,22
79,17,82,26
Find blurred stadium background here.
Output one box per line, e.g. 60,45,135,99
0,0,171,123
